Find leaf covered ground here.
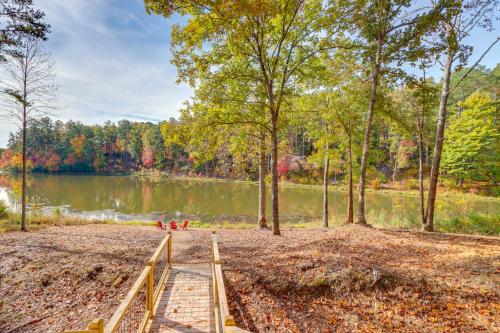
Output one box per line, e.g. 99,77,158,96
0,224,498,332
0,225,164,332
217,226,500,332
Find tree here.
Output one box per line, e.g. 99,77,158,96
187,103,271,227
312,47,366,225
391,73,439,226
296,92,335,227
143,125,165,170
423,0,498,231
178,58,271,227
448,65,499,109
45,151,60,172
142,145,154,168
442,92,498,184
336,0,439,225
0,0,49,61
331,80,367,224
0,37,56,231
145,0,332,235
117,119,132,168
129,123,144,167
71,135,87,160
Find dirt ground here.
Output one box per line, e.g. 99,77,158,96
0,224,498,333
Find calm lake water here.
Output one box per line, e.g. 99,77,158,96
0,174,499,228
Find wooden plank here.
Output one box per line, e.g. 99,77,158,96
148,234,170,266
149,265,215,333
212,233,251,333
224,327,252,333
212,233,221,264
214,264,235,327
147,267,154,314
88,319,104,332
104,266,151,333
65,319,103,333
138,310,151,333
212,262,221,333
153,266,169,305
167,231,172,268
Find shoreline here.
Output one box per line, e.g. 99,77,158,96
166,174,500,202
1,212,499,237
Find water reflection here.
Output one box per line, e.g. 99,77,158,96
0,174,498,226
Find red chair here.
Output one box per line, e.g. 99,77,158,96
156,221,167,230
169,220,178,230
180,219,189,230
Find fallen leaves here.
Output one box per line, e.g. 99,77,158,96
1,224,498,332
218,226,500,332
0,225,164,332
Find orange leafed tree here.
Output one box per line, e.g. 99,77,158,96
0,150,13,169
45,152,61,172
71,135,87,160
142,146,154,168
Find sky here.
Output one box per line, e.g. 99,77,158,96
0,0,498,147
0,0,193,146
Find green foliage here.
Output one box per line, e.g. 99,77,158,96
442,92,499,183
3,60,498,192
404,178,419,190
448,65,499,113
0,200,9,219
143,125,166,170
0,0,50,61
438,213,500,236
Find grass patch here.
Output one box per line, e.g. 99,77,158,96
1,209,498,237
437,213,500,236
0,214,154,233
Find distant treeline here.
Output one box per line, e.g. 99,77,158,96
1,119,185,174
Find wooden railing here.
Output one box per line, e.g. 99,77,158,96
65,232,172,333
211,232,251,333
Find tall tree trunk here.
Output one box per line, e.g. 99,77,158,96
392,139,399,182
392,164,398,182
425,144,429,166
323,124,329,228
357,38,382,225
21,108,27,232
417,124,425,226
424,49,453,232
347,134,354,223
258,130,267,228
270,112,280,235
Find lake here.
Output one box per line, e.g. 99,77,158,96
0,174,499,228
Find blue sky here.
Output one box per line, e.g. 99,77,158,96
0,0,193,146
0,0,498,147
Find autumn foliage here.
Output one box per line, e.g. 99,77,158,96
142,146,154,168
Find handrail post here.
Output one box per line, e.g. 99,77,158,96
87,319,104,333
146,263,154,318
167,231,172,268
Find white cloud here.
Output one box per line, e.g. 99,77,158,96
0,0,192,147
